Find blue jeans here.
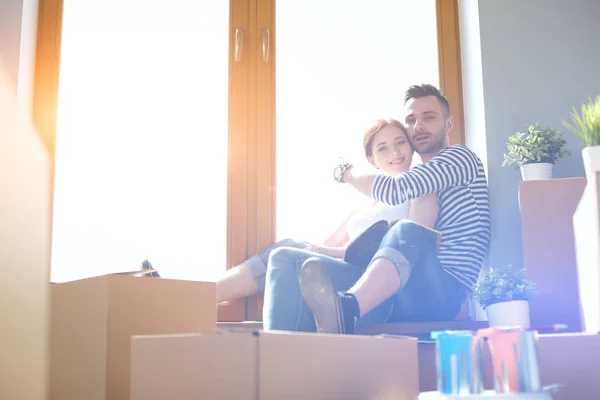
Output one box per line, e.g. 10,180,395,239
262,248,396,332
246,238,308,293
262,220,465,332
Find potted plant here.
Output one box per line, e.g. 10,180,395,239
472,265,538,328
502,123,571,181
562,95,600,179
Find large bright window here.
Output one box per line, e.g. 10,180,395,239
275,0,439,243
35,0,463,320
50,0,229,283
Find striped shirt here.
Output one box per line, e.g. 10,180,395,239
372,144,491,289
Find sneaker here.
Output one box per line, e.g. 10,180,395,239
299,257,359,334
140,259,161,277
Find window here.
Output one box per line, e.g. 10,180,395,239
49,0,230,283
275,0,439,243
33,0,464,321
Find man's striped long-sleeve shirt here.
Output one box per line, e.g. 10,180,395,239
372,144,491,289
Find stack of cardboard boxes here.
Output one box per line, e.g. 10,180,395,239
49,273,421,400
49,274,216,400
48,271,600,400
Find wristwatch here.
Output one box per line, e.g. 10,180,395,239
333,161,353,183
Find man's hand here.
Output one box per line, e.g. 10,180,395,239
333,160,378,199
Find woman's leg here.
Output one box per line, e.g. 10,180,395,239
262,247,391,332
216,263,259,303
216,239,306,303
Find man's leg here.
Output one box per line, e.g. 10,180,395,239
389,247,465,322
300,220,438,334
263,247,391,332
347,258,404,317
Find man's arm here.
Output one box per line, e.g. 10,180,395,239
340,172,377,198
343,145,479,205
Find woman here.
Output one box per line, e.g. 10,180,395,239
215,118,438,303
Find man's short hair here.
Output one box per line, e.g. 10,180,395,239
403,84,450,117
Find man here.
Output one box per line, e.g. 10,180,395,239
296,83,491,334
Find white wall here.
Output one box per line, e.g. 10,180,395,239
459,0,487,178
0,0,24,92
18,0,40,111
460,0,600,270
0,0,50,398
0,0,39,106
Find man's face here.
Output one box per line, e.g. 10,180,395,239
403,95,453,157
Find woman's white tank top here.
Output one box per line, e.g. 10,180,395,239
346,201,410,240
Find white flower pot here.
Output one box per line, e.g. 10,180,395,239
520,163,553,181
582,145,600,178
485,300,530,328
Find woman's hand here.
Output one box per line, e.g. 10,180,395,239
306,243,328,255
305,243,320,253
305,243,346,260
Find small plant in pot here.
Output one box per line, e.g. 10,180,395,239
562,95,600,179
502,123,570,181
473,265,538,328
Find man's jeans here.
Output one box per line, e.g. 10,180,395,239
263,247,395,332
262,220,465,332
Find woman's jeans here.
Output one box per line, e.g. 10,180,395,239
245,238,308,293
254,221,466,332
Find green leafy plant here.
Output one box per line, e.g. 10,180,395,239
502,123,571,168
472,265,538,309
562,95,600,147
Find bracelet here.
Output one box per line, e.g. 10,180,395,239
333,162,353,183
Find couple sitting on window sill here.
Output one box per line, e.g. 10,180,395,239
143,84,491,335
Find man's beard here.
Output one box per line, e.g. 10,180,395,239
413,130,446,155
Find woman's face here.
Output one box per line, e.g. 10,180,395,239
367,125,413,176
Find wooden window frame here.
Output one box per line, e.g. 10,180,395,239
437,0,465,146
33,0,463,322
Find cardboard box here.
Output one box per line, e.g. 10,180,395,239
50,274,216,400
519,178,586,331
538,333,600,400
131,331,419,400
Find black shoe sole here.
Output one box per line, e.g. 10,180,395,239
299,257,344,334
343,220,389,268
